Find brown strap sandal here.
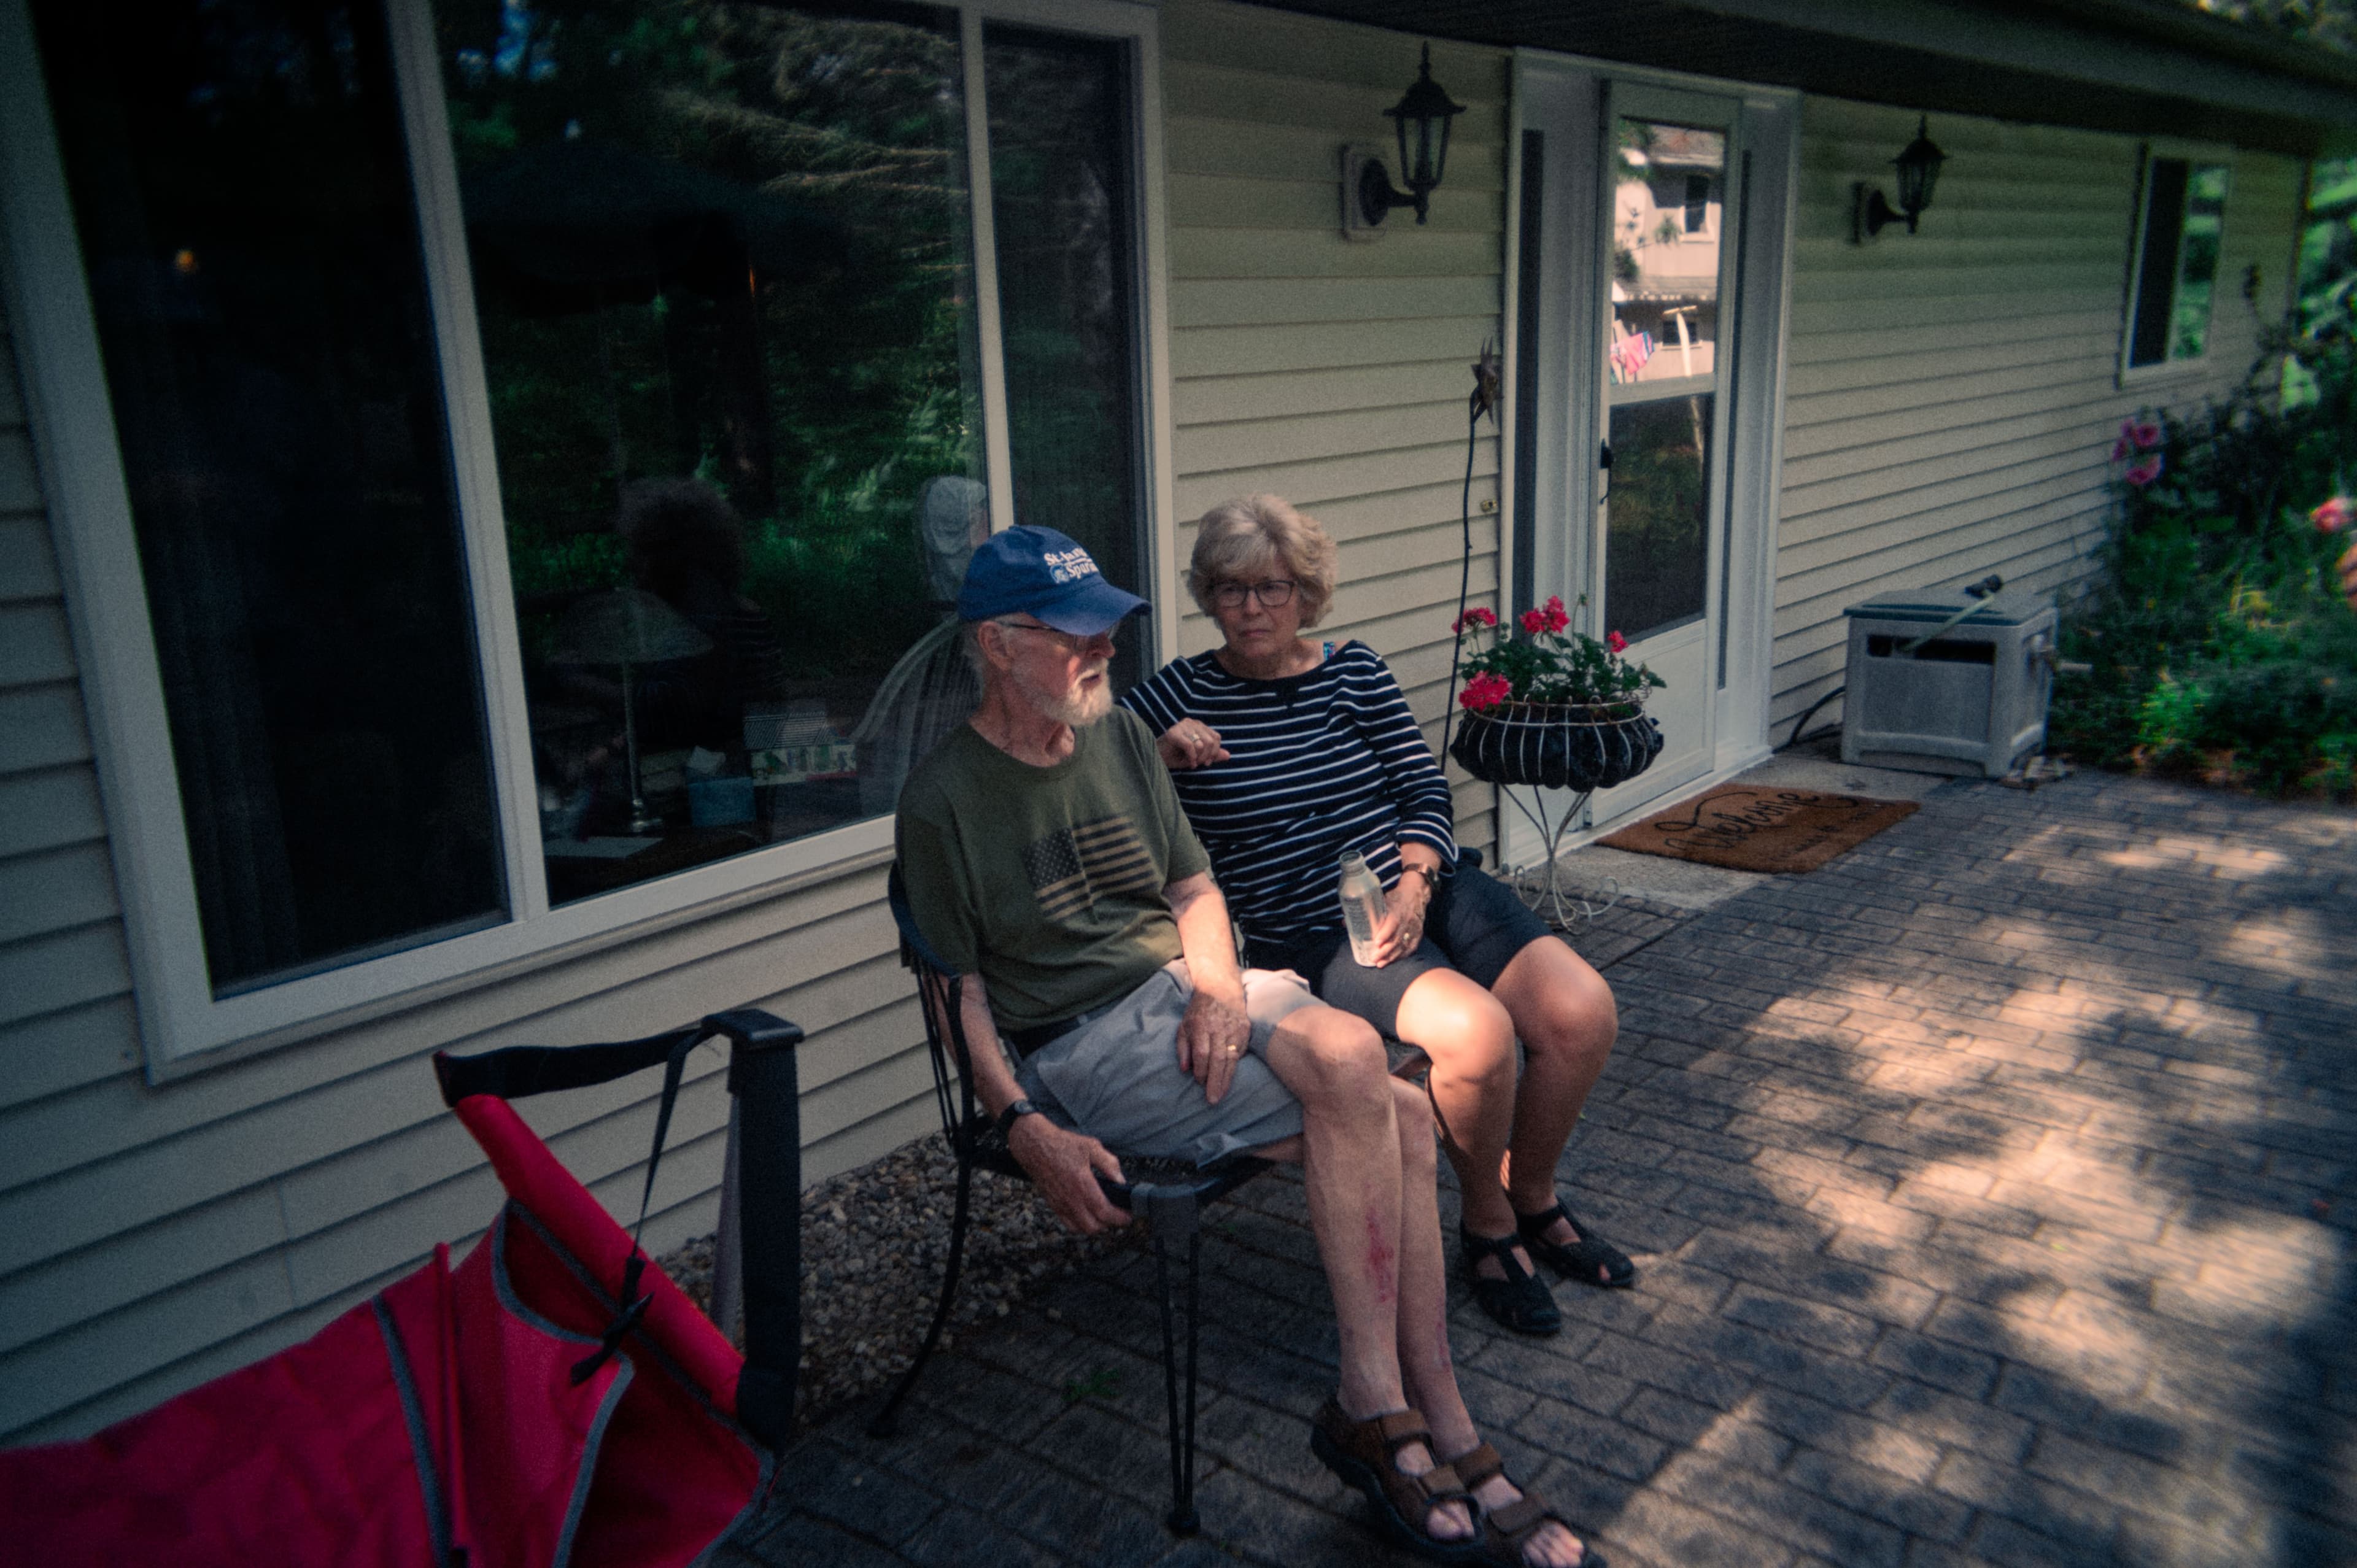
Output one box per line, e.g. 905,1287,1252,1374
1442,1442,1607,1568
1309,1399,1479,1562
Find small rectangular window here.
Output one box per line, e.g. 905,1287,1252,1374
2124,152,2231,373
985,24,1147,689
1684,173,1709,234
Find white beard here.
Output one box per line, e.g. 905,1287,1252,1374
1012,657,1113,729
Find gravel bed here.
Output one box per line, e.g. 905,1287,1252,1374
658,1134,1131,1429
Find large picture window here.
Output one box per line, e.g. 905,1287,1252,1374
31,0,508,993
13,0,1161,1061
439,0,996,904
2123,149,2231,377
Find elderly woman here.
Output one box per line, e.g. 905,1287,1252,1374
1120,495,1629,1337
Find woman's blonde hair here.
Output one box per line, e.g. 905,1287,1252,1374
1188,495,1337,627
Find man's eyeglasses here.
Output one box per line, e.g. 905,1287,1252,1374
993,618,1113,653
1209,579,1296,610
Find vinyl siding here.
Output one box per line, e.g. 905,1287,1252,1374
0,262,929,1437
1772,97,2305,728
1162,0,1509,853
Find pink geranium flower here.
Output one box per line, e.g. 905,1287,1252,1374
2119,417,2161,450
2310,496,2354,533
1460,672,1512,710
1452,605,1498,633
2124,455,2164,488
1539,595,1571,634
1606,630,1628,654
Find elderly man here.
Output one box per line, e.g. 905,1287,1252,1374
894,525,1593,1568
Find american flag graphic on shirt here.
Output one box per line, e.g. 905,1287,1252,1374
1021,816,1159,921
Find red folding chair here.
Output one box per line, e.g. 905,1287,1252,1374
0,1009,803,1568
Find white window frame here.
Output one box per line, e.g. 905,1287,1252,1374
2119,139,2234,388
0,0,1175,1074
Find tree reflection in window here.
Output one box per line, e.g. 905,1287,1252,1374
439,0,1069,902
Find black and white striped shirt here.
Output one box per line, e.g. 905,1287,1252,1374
1120,642,1457,944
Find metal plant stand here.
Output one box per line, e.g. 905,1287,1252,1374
1448,700,1662,930
1493,782,1621,930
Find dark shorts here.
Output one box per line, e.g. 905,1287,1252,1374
1244,864,1557,1038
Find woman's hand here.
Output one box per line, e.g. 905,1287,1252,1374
1368,868,1433,965
1156,720,1230,771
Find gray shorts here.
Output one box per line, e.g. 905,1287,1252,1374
1013,960,1319,1168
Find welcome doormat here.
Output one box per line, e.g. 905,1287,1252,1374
1596,786,1919,873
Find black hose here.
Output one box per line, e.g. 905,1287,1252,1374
1780,685,1843,752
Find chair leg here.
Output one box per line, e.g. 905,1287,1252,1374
867,1145,977,1440
1150,1227,1199,1535
1180,1229,1204,1532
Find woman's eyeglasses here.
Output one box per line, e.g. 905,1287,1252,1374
1210,579,1296,609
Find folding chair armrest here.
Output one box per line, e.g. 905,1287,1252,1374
1094,1157,1271,1230
703,1008,805,1056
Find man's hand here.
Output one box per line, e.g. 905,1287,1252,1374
1175,984,1251,1103
1156,720,1230,771
1006,1116,1130,1234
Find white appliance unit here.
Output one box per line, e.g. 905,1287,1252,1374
1840,585,2059,777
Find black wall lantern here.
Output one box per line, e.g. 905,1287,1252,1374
1852,116,1946,242
1353,44,1466,227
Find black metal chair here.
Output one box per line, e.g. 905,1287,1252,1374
868,865,1266,1534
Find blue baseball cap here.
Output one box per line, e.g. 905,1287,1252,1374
956,524,1150,635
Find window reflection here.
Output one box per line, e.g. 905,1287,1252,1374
985,26,1147,691
1605,396,1712,641
439,0,1002,903
1603,117,1722,644
1610,122,1722,384
35,0,506,991
2127,156,2231,369
2171,164,2230,361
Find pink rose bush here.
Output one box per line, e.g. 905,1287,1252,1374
2109,419,2162,462
2110,416,2166,487
1450,594,1663,713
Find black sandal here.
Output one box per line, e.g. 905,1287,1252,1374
1514,1199,1634,1289
1458,1227,1562,1336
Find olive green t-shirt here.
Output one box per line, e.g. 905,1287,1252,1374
894,710,1212,1032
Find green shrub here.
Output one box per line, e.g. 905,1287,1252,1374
2048,314,2357,798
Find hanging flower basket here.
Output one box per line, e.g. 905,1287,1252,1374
1449,699,1663,793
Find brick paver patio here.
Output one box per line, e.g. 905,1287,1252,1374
723,770,2356,1568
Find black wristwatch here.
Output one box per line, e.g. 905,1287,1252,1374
996,1098,1045,1138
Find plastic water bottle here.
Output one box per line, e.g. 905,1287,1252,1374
1337,851,1387,967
